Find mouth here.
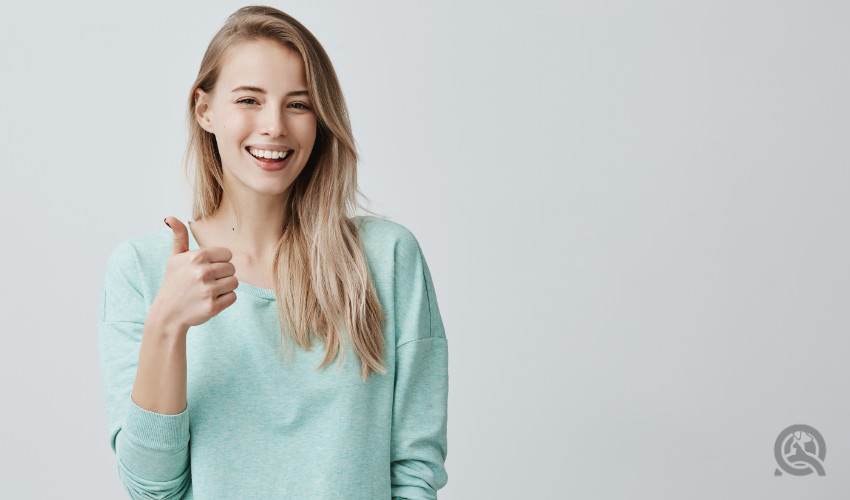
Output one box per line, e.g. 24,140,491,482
245,146,294,170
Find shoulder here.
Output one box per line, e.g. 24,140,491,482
103,224,176,290
353,215,425,266
108,226,173,265
353,215,445,345
100,225,175,322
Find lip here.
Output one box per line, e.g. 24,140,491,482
246,147,293,171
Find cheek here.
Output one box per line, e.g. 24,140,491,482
224,113,253,134
300,117,318,144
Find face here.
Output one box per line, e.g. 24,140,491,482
194,39,317,199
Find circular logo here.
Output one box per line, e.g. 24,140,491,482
774,424,826,476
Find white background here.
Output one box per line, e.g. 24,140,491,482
1,0,848,498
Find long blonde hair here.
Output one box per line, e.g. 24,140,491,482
183,5,387,380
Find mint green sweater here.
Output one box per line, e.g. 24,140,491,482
98,215,448,499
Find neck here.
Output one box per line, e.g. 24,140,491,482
204,195,287,263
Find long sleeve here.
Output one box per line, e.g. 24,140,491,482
390,233,449,500
98,241,191,499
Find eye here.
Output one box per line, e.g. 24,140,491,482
290,102,311,110
236,98,258,105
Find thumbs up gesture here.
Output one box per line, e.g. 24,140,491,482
150,217,239,333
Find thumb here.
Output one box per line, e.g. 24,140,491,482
164,217,189,255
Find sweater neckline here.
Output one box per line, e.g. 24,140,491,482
185,219,277,301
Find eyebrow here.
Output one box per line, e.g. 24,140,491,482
231,86,309,97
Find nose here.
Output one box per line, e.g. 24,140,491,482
261,106,287,137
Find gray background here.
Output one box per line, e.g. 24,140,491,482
0,0,847,498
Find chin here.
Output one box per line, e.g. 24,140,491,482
253,180,296,196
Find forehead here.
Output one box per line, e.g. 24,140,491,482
217,39,307,92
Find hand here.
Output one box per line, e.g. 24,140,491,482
151,217,239,332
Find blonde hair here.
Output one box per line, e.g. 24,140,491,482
183,5,387,380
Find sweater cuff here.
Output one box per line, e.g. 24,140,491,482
115,397,190,482
123,397,190,450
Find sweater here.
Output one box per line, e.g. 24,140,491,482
97,215,448,499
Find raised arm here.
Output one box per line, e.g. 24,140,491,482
98,240,191,499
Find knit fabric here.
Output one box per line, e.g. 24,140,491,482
98,215,448,499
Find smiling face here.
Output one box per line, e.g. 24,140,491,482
194,38,318,199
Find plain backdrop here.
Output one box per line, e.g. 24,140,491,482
1,0,848,498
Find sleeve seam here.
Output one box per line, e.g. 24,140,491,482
393,229,438,352
420,245,434,342
131,242,146,309
395,336,445,350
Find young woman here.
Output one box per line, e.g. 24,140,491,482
98,6,448,499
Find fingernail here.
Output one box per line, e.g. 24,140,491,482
164,218,171,228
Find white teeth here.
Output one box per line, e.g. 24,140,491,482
249,148,289,160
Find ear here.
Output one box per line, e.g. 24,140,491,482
194,88,214,133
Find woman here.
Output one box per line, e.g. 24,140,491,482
98,6,448,499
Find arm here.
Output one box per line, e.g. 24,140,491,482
390,233,449,500
98,241,191,499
